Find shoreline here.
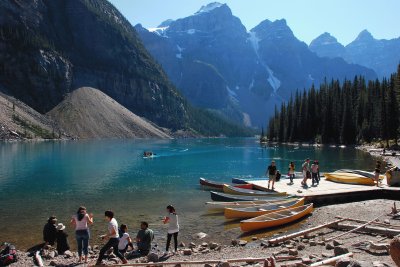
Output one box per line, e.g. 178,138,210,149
10,199,398,266
356,144,400,168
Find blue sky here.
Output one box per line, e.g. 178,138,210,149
108,0,400,45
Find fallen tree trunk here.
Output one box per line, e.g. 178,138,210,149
331,223,400,237
310,252,353,266
336,216,400,229
266,218,347,245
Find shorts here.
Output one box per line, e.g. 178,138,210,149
268,174,276,181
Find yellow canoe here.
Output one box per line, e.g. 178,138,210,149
224,198,305,219
240,204,314,232
206,198,295,210
324,172,383,186
222,184,286,196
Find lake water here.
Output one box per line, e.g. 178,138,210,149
0,138,376,249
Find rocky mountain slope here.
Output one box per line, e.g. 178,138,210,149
0,91,62,140
48,87,171,139
0,0,249,138
310,30,400,78
136,2,376,127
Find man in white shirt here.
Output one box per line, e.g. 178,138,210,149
96,210,128,265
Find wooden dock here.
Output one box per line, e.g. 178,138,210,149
247,177,400,206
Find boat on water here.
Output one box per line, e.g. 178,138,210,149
205,199,297,210
210,191,290,202
240,203,314,232
143,151,155,158
224,198,305,219
199,178,254,191
222,184,286,196
324,172,383,186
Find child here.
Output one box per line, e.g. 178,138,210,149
288,162,295,184
56,223,70,255
118,224,133,255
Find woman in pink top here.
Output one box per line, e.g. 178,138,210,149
70,206,93,263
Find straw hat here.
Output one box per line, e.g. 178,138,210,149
56,223,66,231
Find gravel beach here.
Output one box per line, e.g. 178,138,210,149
9,199,398,266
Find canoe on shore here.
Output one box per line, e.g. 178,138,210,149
224,198,305,219
206,199,298,210
335,169,383,179
199,178,254,191
324,172,383,186
222,184,286,196
210,191,290,202
240,203,314,232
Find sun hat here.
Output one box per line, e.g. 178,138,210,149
56,223,66,231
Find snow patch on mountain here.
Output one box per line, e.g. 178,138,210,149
227,86,239,103
248,32,260,53
187,29,197,35
248,31,281,92
266,67,281,92
148,27,169,37
196,2,224,14
176,45,184,59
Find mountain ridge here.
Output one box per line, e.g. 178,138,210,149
136,3,376,126
310,30,400,78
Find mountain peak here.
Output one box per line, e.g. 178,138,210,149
310,32,340,46
251,19,294,40
196,2,226,13
355,30,374,42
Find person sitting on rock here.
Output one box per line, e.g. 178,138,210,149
127,221,154,259
56,223,70,255
118,224,133,255
43,216,58,246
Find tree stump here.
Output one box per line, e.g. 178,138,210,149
389,236,400,266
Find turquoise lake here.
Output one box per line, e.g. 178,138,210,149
0,138,376,249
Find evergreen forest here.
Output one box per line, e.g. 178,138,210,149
267,65,400,145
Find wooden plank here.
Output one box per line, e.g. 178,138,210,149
330,223,400,236
310,252,353,267
325,214,385,242
266,218,347,245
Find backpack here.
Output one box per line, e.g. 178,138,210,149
0,243,17,266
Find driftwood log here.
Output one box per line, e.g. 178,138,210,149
325,214,385,242
266,218,346,245
336,216,400,229
331,223,400,237
390,236,400,266
309,252,353,267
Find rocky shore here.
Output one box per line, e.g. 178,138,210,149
356,144,400,169
10,199,398,266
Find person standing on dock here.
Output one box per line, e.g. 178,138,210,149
266,160,277,190
374,161,382,187
311,160,319,186
301,158,311,187
288,162,295,184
